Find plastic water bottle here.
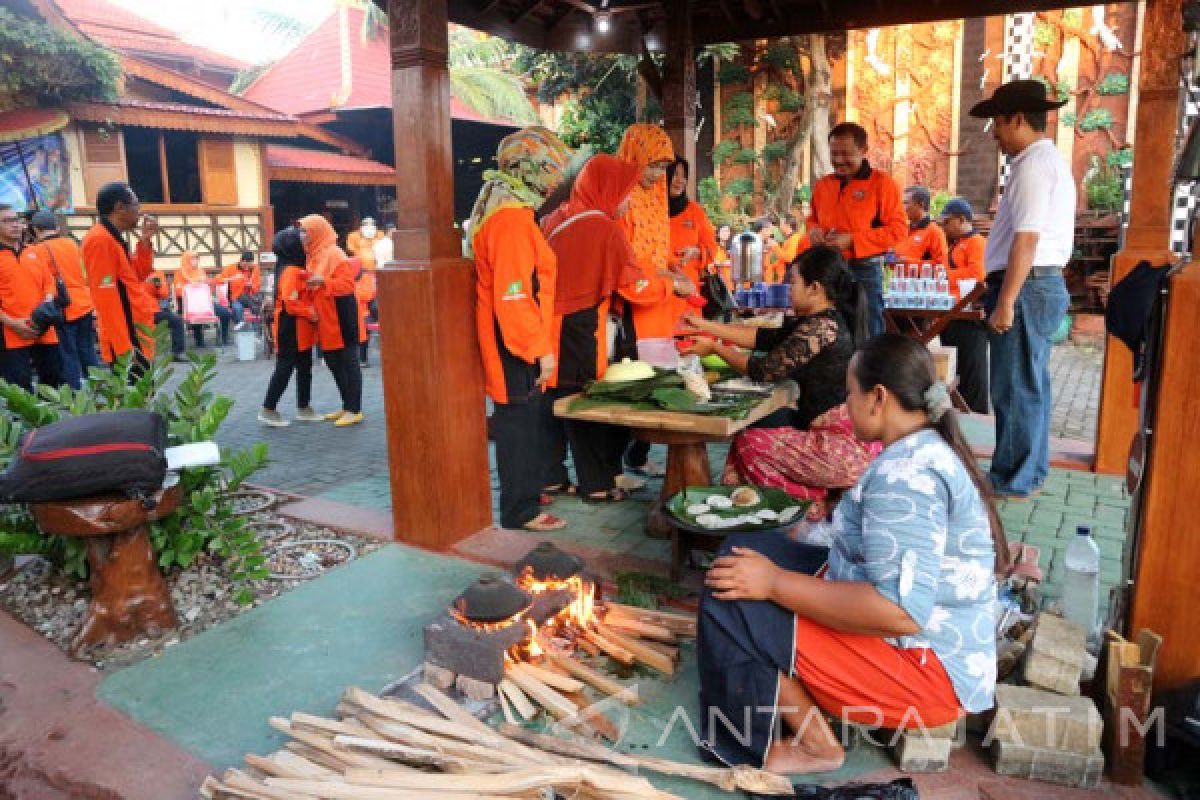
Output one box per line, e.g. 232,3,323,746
1062,525,1101,637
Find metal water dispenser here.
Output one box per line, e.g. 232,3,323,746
729,230,763,285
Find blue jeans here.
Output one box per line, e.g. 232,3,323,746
986,273,1069,495
54,312,101,389
848,257,885,338
231,300,245,325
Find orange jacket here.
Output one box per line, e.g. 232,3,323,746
22,236,94,322
273,265,317,352
765,232,809,283
300,215,357,352
82,222,157,362
807,164,907,261
668,201,718,287
148,271,172,303
347,230,386,270
2,244,58,349
354,270,376,344
472,206,556,404
947,233,987,298
175,254,209,298
214,263,261,303
894,218,949,268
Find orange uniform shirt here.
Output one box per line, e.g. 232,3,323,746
2,245,58,349
21,235,94,322
894,218,949,268
472,206,556,404
81,222,157,362
765,232,810,283
354,271,376,345
175,258,209,297
274,266,317,352
214,263,261,303
807,163,907,261
947,233,987,298
149,271,171,303
347,230,386,270
668,201,718,287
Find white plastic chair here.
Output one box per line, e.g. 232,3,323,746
181,283,222,350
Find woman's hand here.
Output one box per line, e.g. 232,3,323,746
705,546,781,601
676,246,701,264
306,274,326,289
681,338,716,357
677,312,710,335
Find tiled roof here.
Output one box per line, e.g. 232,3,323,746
51,0,247,73
265,145,393,175
243,8,518,127
81,99,291,122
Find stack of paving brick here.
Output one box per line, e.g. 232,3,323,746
990,613,1105,788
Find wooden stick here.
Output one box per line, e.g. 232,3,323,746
343,688,495,745
595,624,676,675
223,768,316,800
513,661,585,694
544,650,641,705
291,711,374,739
243,753,313,780
604,603,697,636
338,765,680,798
582,628,636,665
270,750,337,778
352,709,536,768
411,682,498,739
637,639,680,662
498,689,518,726
498,678,538,720
602,616,677,643
263,779,524,800
333,734,512,774
284,742,350,775
576,636,600,657
269,718,395,771
505,663,579,720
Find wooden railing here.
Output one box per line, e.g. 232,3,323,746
63,208,266,270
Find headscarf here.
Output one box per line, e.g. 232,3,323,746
666,156,690,218
466,126,572,256
272,226,306,301
297,214,346,280
178,251,207,284
616,124,674,276
544,154,642,316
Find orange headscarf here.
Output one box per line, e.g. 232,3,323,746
298,215,348,283
616,124,674,278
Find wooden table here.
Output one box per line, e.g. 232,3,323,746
554,383,798,576
884,283,987,344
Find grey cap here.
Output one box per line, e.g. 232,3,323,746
904,186,932,210
29,210,58,231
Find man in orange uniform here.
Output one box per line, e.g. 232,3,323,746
82,182,159,371
23,210,98,388
764,214,808,283
939,197,989,413
213,250,261,332
806,122,907,336
894,186,948,268
148,269,187,361
0,205,62,389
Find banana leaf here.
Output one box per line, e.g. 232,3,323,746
668,485,810,533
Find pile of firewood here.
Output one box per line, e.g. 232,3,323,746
200,682,794,799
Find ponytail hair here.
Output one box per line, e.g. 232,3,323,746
792,245,869,347
852,334,1008,574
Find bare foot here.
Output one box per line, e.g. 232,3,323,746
765,738,845,775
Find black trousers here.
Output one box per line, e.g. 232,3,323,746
493,392,553,529
263,315,312,411
154,309,186,355
324,295,362,413
612,306,653,469
941,319,990,414
544,387,624,495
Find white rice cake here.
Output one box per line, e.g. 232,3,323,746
686,503,711,516
695,514,724,529
706,495,734,509
778,506,802,523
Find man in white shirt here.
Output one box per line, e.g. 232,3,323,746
969,80,1073,499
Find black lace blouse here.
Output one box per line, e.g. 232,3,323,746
746,308,853,428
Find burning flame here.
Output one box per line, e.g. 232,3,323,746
515,571,597,630
449,605,526,633
526,621,543,658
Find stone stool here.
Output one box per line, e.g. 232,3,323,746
31,481,182,656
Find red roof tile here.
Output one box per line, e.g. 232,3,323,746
51,0,248,73
243,8,519,127
265,145,394,176
89,99,292,122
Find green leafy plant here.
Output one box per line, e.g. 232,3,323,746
930,190,953,219
614,571,685,608
793,183,812,205
1107,148,1133,169
1084,155,1125,212
697,175,723,220
759,141,789,163
725,177,756,215
1079,108,1114,133
718,62,751,85
711,139,740,164
764,43,799,72
0,8,120,108
733,147,759,164
0,329,268,603
722,92,757,131
1097,72,1130,96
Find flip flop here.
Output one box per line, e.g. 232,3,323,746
523,513,567,532
583,488,630,505
542,483,577,496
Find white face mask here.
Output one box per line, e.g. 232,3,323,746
361,224,377,239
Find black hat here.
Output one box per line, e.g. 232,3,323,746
969,79,1067,118
29,210,58,231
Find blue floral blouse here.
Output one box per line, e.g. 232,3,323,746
824,428,998,712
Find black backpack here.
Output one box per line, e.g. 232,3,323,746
0,410,167,504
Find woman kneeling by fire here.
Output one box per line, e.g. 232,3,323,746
697,334,1004,774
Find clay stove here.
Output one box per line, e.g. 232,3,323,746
423,543,594,694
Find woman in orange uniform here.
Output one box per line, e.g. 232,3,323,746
467,126,571,533
666,157,718,290
176,251,230,348
353,259,376,367
81,182,158,373
259,227,323,427
615,124,694,476
299,214,363,427
542,154,643,503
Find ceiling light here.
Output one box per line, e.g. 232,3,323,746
595,11,611,33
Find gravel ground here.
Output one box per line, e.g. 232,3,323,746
0,491,384,672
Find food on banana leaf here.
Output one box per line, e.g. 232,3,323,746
731,487,761,507
604,358,655,382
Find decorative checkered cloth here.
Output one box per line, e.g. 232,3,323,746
997,13,1037,195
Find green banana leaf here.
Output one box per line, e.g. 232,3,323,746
667,485,810,532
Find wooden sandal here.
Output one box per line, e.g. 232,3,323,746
523,513,567,532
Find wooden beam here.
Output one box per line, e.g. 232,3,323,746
716,0,736,25
511,0,547,23
545,3,577,31
477,0,506,15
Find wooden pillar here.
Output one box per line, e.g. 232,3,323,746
378,0,491,548
662,0,696,193
1094,0,1185,475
